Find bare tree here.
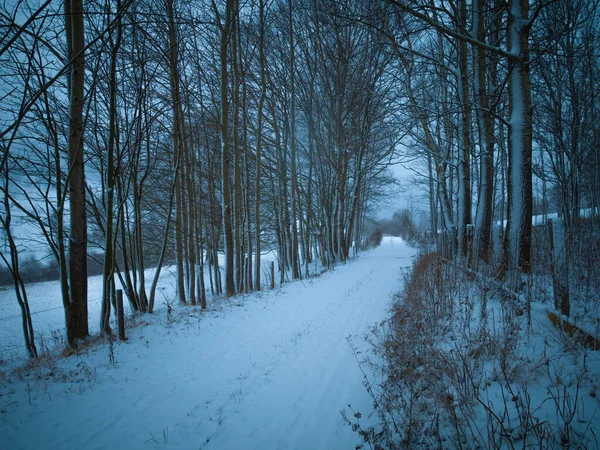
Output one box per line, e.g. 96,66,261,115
100,0,123,334
214,0,236,296
65,0,89,345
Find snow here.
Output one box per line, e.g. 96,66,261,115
466,298,600,447
360,253,600,448
0,249,281,357
0,265,178,355
0,236,417,450
495,208,598,228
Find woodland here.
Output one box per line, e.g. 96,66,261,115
1,0,599,374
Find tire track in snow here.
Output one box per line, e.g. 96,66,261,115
0,237,416,450
197,237,417,450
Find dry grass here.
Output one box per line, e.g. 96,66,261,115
345,251,600,450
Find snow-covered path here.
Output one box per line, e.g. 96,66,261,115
1,237,416,450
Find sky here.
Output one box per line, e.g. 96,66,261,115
375,161,429,220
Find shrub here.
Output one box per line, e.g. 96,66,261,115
345,251,600,449
368,227,383,248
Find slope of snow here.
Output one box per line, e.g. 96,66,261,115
0,236,417,450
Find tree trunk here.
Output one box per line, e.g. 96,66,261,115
166,0,187,304
219,0,235,297
504,0,533,273
473,0,494,263
232,7,243,293
101,0,122,334
1,165,37,358
65,0,89,347
288,0,301,279
255,0,266,291
457,0,472,261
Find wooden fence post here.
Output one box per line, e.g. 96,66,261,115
547,219,570,316
271,261,275,290
117,289,126,341
466,224,475,264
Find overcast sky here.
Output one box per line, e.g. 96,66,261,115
375,161,429,220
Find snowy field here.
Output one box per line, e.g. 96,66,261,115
0,250,281,360
0,236,417,449
0,265,179,357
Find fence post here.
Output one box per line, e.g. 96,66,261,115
271,261,275,290
440,231,446,258
547,219,570,316
547,219,555,255
117,289,126,341
451,226,458,258
466,224,475,264
547,220,557,312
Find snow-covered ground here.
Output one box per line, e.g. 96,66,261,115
354,251,600,448
494,207,599,228
0,249,281,358
0,236,417,450
0,265,178,356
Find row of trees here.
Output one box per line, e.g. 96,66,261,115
1,0,400,355
381,0,600,272
3,0,599,356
